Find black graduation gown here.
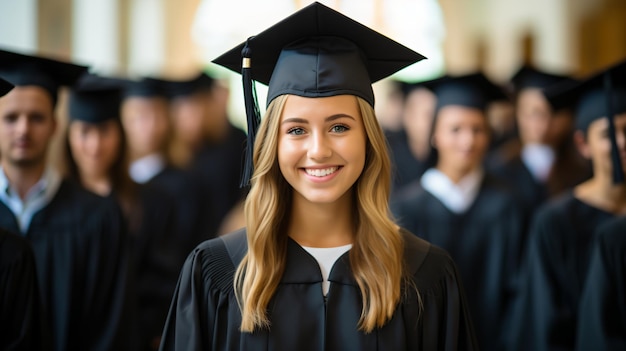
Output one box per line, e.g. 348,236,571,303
159,229,477,351
0,228,46,350
125,183,182,351
576,216,626,351
386,129,428,196
148,165,216,264
391,174,526,351
191,123,246,227
507,192,617,351
487,141,591,227
488,155,547,213
0,180,133,351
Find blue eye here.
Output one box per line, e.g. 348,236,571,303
331,124,349,133
288,127,306,135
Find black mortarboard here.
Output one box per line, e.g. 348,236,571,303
544,59,626,183
168,72,215,98
69,73,124,124
424,73,509,112
510,65,574,95
0,48,87,106
212,1,425,186
122,77,169,99
0,77,13,97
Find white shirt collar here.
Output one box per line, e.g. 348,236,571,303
0,166,63,233
420,167,484,214
521,143,556,182
129,154,166,184
301,244,353,296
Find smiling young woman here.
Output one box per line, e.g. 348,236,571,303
159,3,477,350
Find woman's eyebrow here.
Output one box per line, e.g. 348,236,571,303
281,114,355,125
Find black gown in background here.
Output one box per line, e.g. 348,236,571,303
191,123,246,229
124,183,182,351
391,174,526,351
147,165,216,264
0,180,133,351
487,140,591,227
386,129,429,197
0,228,46,350
507,192,617,351
576,216,626,351
159,229,477,351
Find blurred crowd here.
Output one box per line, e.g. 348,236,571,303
1,41,625,351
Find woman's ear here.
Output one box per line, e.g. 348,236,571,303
430,135,437,149
573,130,590,159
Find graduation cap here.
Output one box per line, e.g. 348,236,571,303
122,77,170,99
510,65,574,95
422,73,509,112
0,77,13,97
544,59,626,183
168,72,215,98
68,73,124,124
212,1,425,186
0,48,87,106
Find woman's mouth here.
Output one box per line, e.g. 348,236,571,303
304,166,340,177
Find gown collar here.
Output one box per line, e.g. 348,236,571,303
521,143,555,182
129,153,166,184
281,230,431,286
420,167,484,214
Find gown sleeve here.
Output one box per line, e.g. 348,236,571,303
576,220,626,351
401,232,478,351
416,246,478,351
0,229,48,351
159,237,241,351
506,207,569,351
79,197,135,351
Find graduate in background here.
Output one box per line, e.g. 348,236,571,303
175,74,248,233
121,77,210,266
0,49,132,351
576,216,626,351
65,74,181,351
0,78,46,350
387,82,437,195
488,66,590,221
0,228,45,350
507,59,626,351
392,73,525,351
159,3,477,350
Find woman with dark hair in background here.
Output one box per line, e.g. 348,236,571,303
65,74,180,351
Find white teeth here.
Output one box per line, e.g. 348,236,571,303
305,167,338,177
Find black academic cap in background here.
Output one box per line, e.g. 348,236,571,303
424,73,509,112
122,76,170,99
213,1,425,186
69,73,124,124
544,59,626,183
168,72,215,98
510,65,574,95
0,77,13,97
543,59,626,132
0,48,87,106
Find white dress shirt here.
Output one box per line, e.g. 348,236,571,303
0,166,62,234
420,167,484,214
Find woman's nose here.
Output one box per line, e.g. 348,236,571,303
307,132,332,160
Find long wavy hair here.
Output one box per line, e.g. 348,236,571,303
235,94,407,333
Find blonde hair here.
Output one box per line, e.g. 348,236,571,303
235,94,406,333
